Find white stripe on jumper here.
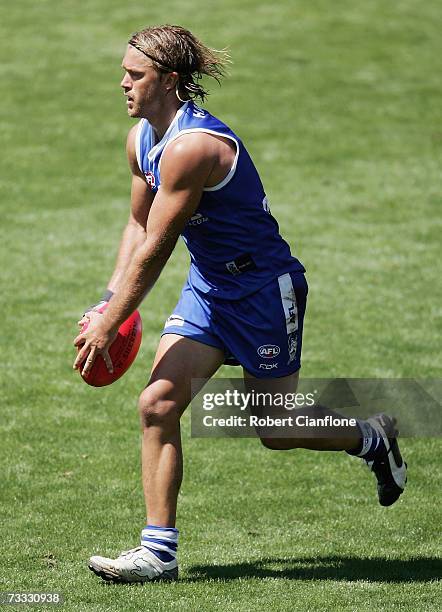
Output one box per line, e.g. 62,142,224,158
277,273,298,335
135,119,145,174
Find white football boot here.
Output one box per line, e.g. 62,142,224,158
88,546,178,583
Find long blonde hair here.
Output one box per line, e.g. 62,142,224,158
128,25,229,102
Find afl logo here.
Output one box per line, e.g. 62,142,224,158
257,344,280,359
145,171,156,189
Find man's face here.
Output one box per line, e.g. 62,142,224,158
120,45,165,117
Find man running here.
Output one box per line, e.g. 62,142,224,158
73,25,407,583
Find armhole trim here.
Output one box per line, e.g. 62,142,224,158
135,119,145,173
158,128,240,192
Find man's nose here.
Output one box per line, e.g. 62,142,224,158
120,73,131,89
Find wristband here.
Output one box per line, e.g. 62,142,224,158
84,290,114,316
101,289,114,302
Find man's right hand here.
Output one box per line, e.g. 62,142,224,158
74,309,116,375
77,308,105,330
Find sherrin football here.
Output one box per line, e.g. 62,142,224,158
78,304,142,387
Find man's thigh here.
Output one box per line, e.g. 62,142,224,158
243,368,300,395
145,334,225,416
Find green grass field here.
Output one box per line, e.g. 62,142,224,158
1,0,441,610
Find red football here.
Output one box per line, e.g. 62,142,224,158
79,305,142,387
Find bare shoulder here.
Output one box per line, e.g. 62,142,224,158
161,132,217,181
166,131,219,160
161,132,235,188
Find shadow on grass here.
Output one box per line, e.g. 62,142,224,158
184,556,442,583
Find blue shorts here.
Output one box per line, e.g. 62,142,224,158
162,271,308,378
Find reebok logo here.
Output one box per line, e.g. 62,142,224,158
259,363,278,370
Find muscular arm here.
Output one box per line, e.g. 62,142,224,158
74,132,217,371
106,124,153,294
103,134,216,329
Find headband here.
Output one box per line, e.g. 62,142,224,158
128,41,176,72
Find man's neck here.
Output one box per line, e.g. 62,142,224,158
146,101,185,141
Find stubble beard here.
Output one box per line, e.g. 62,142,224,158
127,99,141,118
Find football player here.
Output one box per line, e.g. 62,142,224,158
74,25,407,583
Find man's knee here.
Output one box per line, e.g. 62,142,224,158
138,387,181,429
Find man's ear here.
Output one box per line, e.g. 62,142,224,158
163,71,179,92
